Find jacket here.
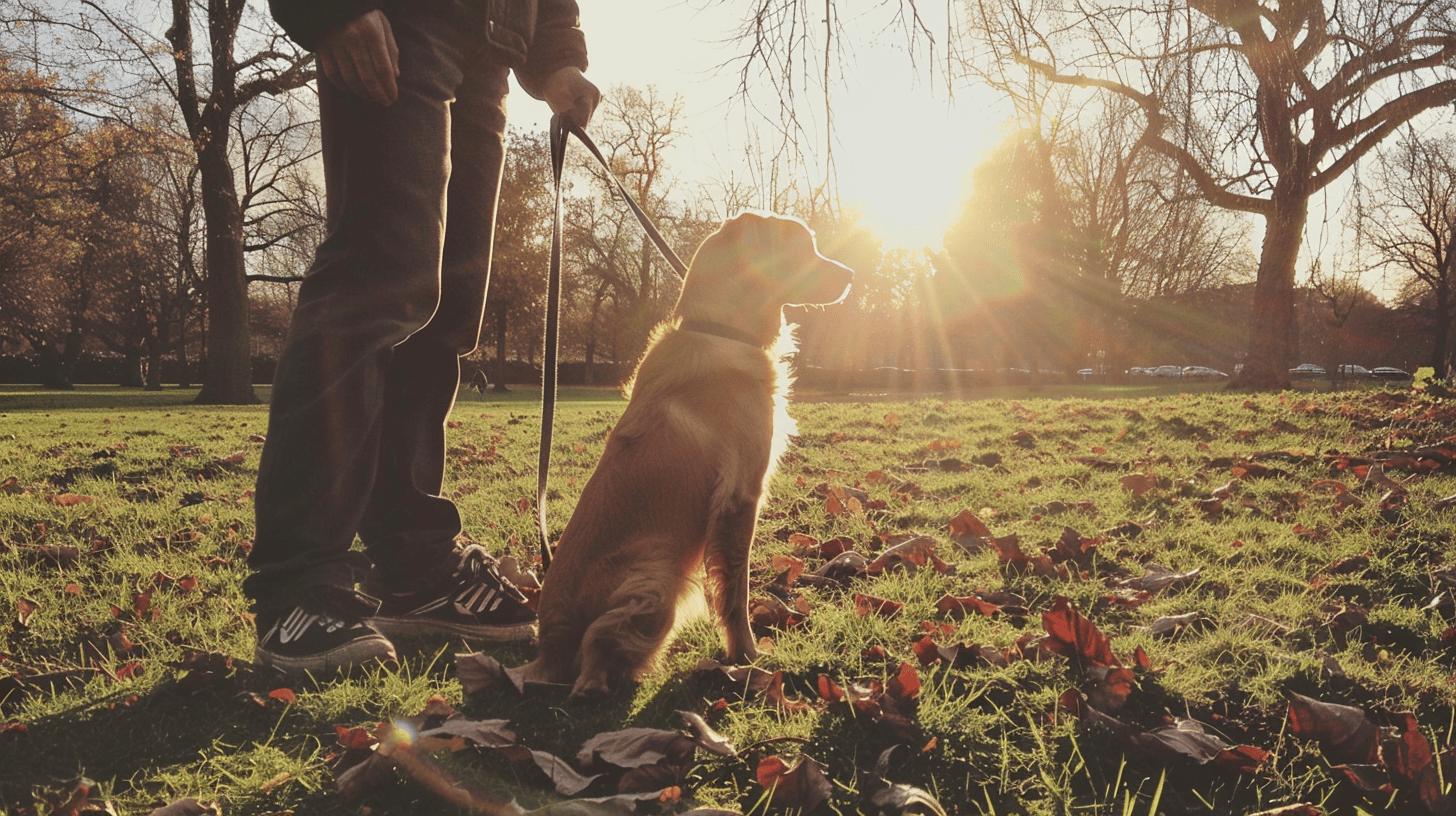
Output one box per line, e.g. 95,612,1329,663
268,0,588,99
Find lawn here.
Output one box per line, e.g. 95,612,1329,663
1,384,1454,815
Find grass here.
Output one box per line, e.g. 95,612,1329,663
1,383,1453,814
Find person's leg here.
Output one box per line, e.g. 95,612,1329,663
358,51,536,643
358,54,510,592
246,5,473,617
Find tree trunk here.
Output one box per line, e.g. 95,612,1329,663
492,303,510,393
1230,194,1308,390
1434,288,1451,379
194,143,258,404
36,345,72,390
120,346,145,388
145,331,164,391
176,304,192,388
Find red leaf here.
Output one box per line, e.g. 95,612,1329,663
887,662,921,703
1041,596,1120,668
755,755,832,810
1384,712,1446,812
267,687,297,705
854,593,903,618
948,509,993,540
935,593,1001,619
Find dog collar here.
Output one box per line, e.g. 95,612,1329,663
679,318,763,347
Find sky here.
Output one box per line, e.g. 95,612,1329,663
508,1,1016,252
503,1,1456,300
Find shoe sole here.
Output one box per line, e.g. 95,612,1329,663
255,634,397,675
367,615,537,644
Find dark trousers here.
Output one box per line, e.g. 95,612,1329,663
246,1,509,608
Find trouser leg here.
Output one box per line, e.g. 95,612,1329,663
246,5,475,607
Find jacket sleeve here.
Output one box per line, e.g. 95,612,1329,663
515,0,589,99
269,0,383,51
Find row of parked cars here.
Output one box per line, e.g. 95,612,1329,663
1098,364,1414,380
1288,363,1412,379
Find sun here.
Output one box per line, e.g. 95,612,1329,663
833,54,1011,252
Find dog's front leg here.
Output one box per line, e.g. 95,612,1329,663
705,497,760,663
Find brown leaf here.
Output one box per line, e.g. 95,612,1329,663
867,536,951,576
756,755,833,810
770,553,807,586
948,509,993,541
146,799,218,816
16,597,39,628
1115,564,1201,594
51,493,95,507
417,718,517,750
1120,473,1158,497
576,727,695,771
455,651,526,696
1086,666,1135,712
1286,693,1381,765
676,710,737,757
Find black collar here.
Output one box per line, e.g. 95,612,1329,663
679,318,764,347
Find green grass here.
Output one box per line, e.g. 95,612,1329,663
1,385,1453,814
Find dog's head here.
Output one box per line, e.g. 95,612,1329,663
679,212,855,322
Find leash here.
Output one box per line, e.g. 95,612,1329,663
536,114,689,572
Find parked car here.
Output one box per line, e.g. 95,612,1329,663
1289,363,1327,377
1182,366,1229,379
1126,367,1151,377
1151,365,1184,378
1335,364,1371,377
1077,368,1096,379
1371,366,1412,380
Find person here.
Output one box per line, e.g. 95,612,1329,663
247,0,600,673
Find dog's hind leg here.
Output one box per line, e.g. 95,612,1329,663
571,570,678,700
704,498,759,664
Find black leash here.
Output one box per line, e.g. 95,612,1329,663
536,114,689,572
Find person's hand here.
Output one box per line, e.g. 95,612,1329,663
540,67,601,129
317,10,400,107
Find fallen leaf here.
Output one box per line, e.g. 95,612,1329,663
576,727,694,771
855,593,904,618
1042,596,1120,669
266,687,296,705
456,651,526,696
1120,473,1158,497
16,597,38,627
1286,693,1380,765
146,799,218,816
755,755,833,810
676,710,737,757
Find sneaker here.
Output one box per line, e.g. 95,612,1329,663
367,545,537,643
255,588,397,674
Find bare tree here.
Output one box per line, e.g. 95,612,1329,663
1359,129,1456,376
5,0,316,402
968,0,1456,388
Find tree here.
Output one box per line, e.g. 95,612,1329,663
970,0,1456,388
7,0,316,402
1359,130,1456,376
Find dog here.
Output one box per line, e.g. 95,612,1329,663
524,211,853,699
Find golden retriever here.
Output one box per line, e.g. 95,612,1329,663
525,211,853,699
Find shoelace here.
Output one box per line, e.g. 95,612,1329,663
454,545,527,603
